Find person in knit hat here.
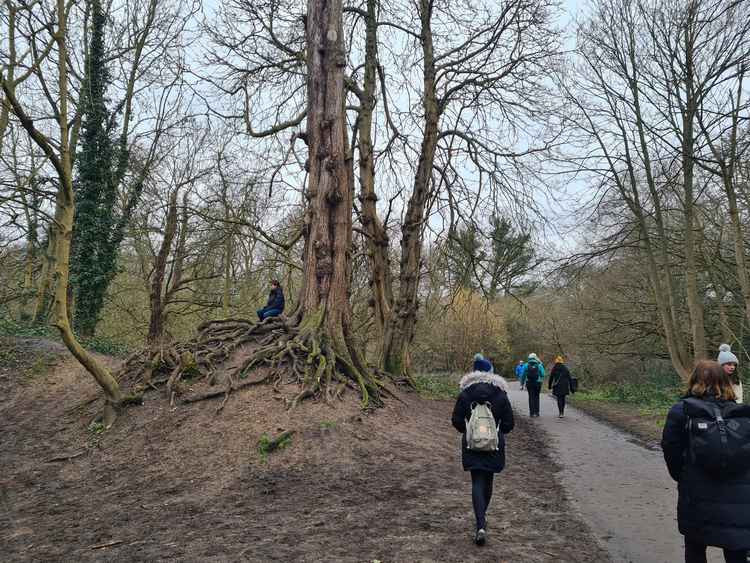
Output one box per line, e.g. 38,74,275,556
473,353,493,374
452,354,514,546
548,355,575,418
718,343,743,403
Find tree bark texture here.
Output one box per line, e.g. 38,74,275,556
297,0,372,394
382,0,439,377
680,5,706,359
147,189,179,345
357,0,393,337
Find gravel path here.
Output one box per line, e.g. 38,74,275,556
506,387,724,563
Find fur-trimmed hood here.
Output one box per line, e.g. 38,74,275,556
459,371,509,393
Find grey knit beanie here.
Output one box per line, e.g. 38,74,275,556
718,343,739,366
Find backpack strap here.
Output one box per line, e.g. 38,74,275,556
712,403,730,473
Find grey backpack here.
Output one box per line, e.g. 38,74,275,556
466,402,499,451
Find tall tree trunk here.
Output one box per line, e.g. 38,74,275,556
624,30,691,377
680,5,706,359
357,0,392,337
21,215,37,320
382,0,439,377
147,189,179,345
32,226,56,324
19,175,40,321
223,235,233,318
291,0,378,405
0,0,17,154
725,162,750,330
701,68,750,330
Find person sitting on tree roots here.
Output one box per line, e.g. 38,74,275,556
520,353,545,417
548,356,575,418
718,343,743,403
451,353,514,547
257,279,285,321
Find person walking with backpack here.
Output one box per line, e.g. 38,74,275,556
515,360,526,390
718,343,743,403
520,353,545,417
548,356,574,418
661,360,750,563
451,354,514,546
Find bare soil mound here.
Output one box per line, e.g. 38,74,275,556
116,317,390,411
1,346,607,562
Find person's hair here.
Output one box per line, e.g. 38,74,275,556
686,360,736,401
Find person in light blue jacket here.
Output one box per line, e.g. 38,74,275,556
515,360,526,390
520,353,545,416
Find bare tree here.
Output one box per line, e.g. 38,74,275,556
381,0,562,376
1,0,130,423
563,0,750,379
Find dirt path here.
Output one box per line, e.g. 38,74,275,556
1,355,606,562
507,387,724,563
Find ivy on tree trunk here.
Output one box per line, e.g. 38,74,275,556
70,0,133,338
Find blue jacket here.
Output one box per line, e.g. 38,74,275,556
265,286,285,311
515,363,525,381
520,359,545,385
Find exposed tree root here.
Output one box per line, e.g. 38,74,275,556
115,313,395,412
45,450,87,463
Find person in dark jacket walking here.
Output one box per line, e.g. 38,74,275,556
548,356,574,418
257,280,285,321
661,360,750,563
451,354,514,546
520,353,545,417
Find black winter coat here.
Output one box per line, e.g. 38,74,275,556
266,286,285,311
661,396,750,550
451,372,514,473
548,363,573,396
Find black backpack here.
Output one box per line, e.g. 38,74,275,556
526,362,540,385
683,397,750,477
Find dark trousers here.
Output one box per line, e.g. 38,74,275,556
556,393,566,415
470,469,494,531
257,307,282,321
527,382,541,416
684,538,747,563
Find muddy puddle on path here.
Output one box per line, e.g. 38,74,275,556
507,388,725,563
1,358,605,562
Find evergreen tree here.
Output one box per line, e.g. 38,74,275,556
486,215,539,298
71,0,132,337
444,225,484,291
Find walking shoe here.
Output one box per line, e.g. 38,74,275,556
475,528,486,546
